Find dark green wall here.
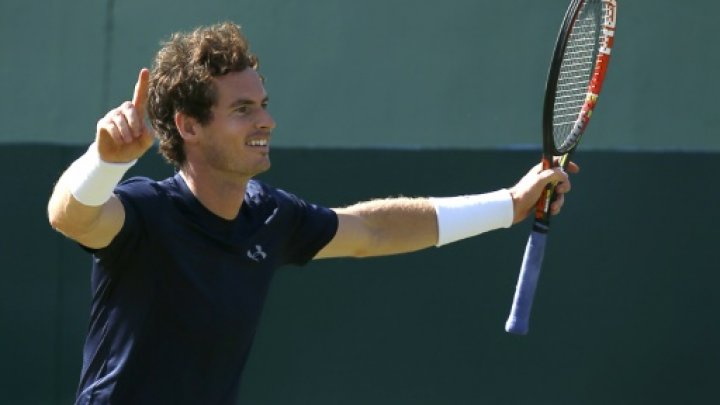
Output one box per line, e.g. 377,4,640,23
3,145,718,404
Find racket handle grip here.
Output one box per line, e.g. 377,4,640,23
505,229,548,335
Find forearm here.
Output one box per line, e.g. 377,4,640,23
320,190,516,259
336,189,515,253
48,174,105,239
430,189,514,246
47,144,131,247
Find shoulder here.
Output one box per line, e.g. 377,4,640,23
248,179,306,202
94,176,173,256
249,179,336,228
111,176,175,230
244,180,334,221
246,179,293,205
115,176,164,196
114,176,175,206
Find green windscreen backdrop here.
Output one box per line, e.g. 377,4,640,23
1,0,718,150
1,0,718,404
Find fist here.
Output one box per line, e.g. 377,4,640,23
96,69,154,163
509,160,580,224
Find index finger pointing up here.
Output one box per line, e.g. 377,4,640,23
132,68,150,112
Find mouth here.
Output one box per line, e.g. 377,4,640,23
245,138,269,148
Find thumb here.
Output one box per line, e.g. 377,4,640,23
132,68,155,152
132,68,150,113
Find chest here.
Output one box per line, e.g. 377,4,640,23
143,212,282,338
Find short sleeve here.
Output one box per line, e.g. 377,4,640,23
91,177,155,266
276,190,338,266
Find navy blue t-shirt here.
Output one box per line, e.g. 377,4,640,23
75,174,338,405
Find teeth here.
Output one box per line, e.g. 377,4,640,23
247,140,268,146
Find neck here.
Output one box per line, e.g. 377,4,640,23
179,164,249,220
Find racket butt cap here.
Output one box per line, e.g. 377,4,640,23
505,318,529,335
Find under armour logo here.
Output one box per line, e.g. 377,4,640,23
247,245,267,262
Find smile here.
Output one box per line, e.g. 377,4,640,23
246,139,268,147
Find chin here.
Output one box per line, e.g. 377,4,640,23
253,158,272,175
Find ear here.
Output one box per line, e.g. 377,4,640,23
175,112,201,143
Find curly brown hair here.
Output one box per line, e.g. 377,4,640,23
148,22,259,168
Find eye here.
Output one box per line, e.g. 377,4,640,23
236,105,250,114
261,101,269,110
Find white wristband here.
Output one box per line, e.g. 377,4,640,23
430,189,514,246
66,143,136,206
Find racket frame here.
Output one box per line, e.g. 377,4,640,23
539,0,616,226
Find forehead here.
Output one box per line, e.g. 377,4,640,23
212,69,266,106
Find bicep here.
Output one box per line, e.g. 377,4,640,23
79,196,126,249
313,198,438,259
314,209,374,259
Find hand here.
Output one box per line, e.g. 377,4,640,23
508,160,580,224
95,68,154,163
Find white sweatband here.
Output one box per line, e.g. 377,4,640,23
430,189,514,246
66,143,136,206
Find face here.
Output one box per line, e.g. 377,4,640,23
193,68,276,180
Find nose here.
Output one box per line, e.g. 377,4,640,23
257,108,276,130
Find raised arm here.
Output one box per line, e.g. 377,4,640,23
314,162,577,259
47,69,154,249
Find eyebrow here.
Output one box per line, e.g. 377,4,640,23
228,96,269,109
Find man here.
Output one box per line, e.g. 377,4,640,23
48,22,576,405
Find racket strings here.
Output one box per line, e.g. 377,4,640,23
552,0,605,150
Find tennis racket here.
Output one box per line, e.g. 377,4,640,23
505,0,617,335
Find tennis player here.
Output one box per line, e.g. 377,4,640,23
47,22,576,405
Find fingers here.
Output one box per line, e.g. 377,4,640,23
93,69,154,163
111,109,133,144
509,159,579,223
565,161,580,174
550,192,564,215
97,102,141,144
546,164,575,215
97,68,150,145
122,101,144,139
537,166,571,193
